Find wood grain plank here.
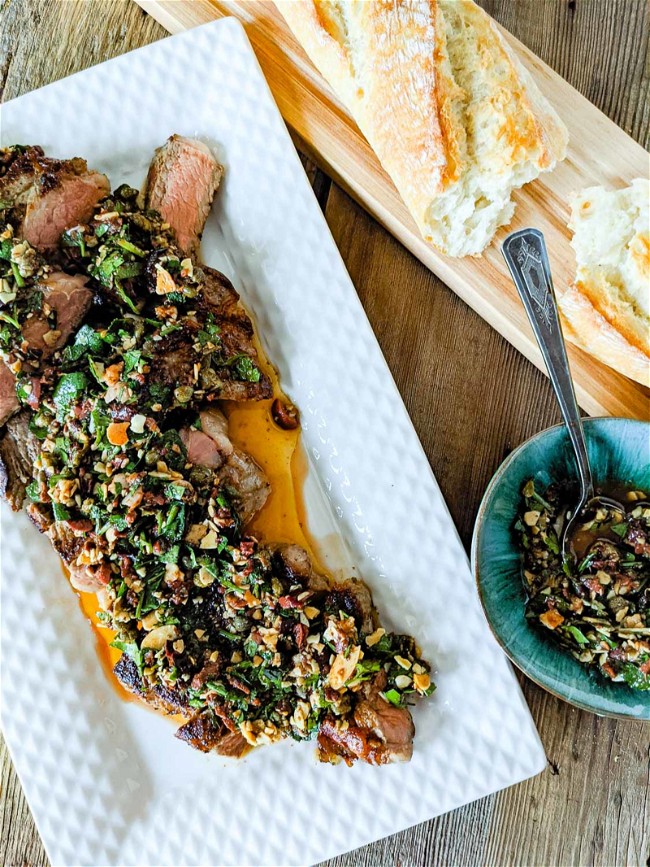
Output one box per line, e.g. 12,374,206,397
489,672,650,867
136,0,650,421
0,738,49,867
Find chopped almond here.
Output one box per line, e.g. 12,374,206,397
328,645,361,690
244,590,259,607
155,265,177,294
539,609,564,630
107,421,129,446
103,362,123,385
365,627,385,647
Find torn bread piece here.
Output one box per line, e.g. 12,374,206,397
279,0,568,257
559,179,649,387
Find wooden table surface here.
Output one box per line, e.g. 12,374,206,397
0,1,648,865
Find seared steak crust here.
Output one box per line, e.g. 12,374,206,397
145,265,272,403
114,654,189,715
176,712,249,757
0,145,110,250
0,411,39,508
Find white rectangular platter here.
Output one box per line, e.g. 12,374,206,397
0,20,545,867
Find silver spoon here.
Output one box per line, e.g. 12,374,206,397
501,228,625,560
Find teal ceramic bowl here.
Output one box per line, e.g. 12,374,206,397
471,417,650,720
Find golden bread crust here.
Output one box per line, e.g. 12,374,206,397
278,0,568,257
560,179,650,387
559,283,650,388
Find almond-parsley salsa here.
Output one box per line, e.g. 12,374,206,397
516,480,650,690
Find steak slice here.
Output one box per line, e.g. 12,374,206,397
146,266,272,403
0,411,39,508
145,135,223,255
176,711,249,757
0,145,110,250
0,361,19,428
317,672,415,765
324,579,377,635
0,146,45,202
181,408,270,525
113,654,189,715
352,671,415,762
273,543,331,593
272,544,377,632
23,271,91,354
181,408,233,470
114,655,248,757
0,271,91,426
219,449,271,526
317,717,390,766
23,499,111,594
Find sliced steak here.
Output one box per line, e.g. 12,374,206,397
0,146,110,250
0,271,91,427
182,428,227,469
146,267,272,403
23,271,91,354
272,546,376,630
325,579,377,635
180,409,233,470
316,717,390,766
317,672,415,765
145,135,223,255
210,375,272,403
219,448,271,526
353,671,415,763
199,265,245,320
181,408,270,526
115,655,248,757
0,411,39,508
113,654,189,716
24,499,110,593
0,146,46,202
0,361,19,427
273,543,330,593
53,528,110,594
198,408,234,457
175,711,249,757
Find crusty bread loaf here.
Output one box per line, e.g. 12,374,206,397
278,0,568,257
558,179,650,388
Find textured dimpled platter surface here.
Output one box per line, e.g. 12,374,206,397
0,19,545,867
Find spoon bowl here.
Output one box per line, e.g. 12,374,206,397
561,493,627,560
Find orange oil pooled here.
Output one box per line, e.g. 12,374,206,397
221,337,324,568
65,336,325,695
64,566,132,699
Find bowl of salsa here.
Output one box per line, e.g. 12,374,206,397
472,416,650,719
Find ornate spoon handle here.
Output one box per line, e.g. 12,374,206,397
502,228,594,504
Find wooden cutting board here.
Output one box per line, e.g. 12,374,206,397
137,0,649,420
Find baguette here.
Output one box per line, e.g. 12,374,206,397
278,0,568,257
558,179,650,388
